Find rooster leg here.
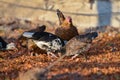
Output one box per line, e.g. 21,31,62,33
30,52,34,56
71,53,88,61
58,52,62,57
29,52,38,56
81,53,88,61
47,52,58,58
33,53,39,56
80,44,90,61
71,54,79,60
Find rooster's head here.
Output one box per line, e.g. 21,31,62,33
65,16,73,26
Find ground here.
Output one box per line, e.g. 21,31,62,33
0,17,120,80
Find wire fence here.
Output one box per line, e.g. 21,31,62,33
0,0,120,17
0,0,120,27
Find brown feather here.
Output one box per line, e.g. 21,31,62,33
65,37,91,56
55,14,79,40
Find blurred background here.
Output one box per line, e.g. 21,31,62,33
0,0,120,30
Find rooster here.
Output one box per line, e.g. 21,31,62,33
59,32,98,59
18,25,46,55
22,31,65,58
55,9,79,41
0,37,16,51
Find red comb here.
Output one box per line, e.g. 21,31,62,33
66,16,72,22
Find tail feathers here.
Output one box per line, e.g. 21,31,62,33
28,25,46,32
86,32,98,40
22,32,34,38
56,9,65,25
91,32,98,39
85,32,98,43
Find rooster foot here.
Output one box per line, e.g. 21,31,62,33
71,54,79,60
47,52,58,58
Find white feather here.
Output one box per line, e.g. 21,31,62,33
51,38,61,50
22,32,34,38
6,42,16,50
33,40,51,50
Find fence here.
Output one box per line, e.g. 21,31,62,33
0,0,120,29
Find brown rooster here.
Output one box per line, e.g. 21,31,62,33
55,9,79,41
57,32,98,60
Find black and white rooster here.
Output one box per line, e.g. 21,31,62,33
22,31,65,58
0,37,16,51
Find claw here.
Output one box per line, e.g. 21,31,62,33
71,53,88,61
58,52,62,57
47,52,58,58
71,54,79,60
82,53,88,62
